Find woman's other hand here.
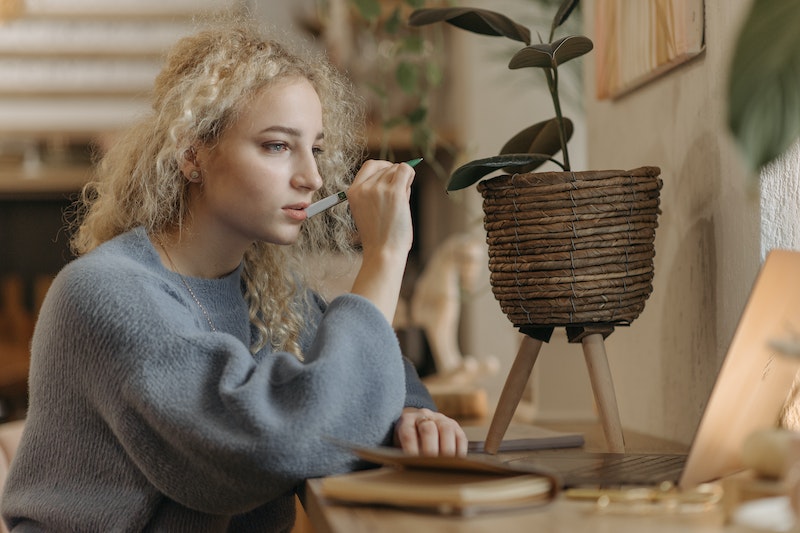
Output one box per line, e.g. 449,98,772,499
393,407,468,457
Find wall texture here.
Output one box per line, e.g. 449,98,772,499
762,141,800,257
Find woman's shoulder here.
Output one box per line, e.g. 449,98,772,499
43,228,186,334
56,228,165,294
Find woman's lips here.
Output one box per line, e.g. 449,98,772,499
283,204,309,221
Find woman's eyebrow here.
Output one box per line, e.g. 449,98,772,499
260,125,324,140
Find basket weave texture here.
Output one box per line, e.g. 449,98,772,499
477,166,662,328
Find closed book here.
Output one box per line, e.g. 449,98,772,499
319,444,559,516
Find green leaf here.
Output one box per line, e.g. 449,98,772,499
426,62,443,87
446,154,559,191
395,61,418,94
501,118,573,155
385,7,402,35
409,7,531,45
499,118,573,172
383,116,405,129
727,0,800,171
400,34,424,53
352,0,381,21
365,82,387,100
407,106,427,124
412,126,431,149
509,35,593,70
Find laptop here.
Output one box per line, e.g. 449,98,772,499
507,249,800,489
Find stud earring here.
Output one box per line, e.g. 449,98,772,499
189,170,200,181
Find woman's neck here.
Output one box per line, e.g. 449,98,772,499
152,227,245,279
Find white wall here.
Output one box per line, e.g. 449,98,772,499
762,141,800,257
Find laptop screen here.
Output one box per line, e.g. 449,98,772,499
679,249,800,488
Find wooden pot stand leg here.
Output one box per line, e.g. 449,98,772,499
483,324,625,454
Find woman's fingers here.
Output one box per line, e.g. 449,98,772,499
393,408,469,457
347,160,416,255
350,161,415,201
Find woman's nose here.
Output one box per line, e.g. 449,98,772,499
292,152,323,191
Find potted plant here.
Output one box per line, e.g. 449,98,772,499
408,0,663,453
408,0,662,326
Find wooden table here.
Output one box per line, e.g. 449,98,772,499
302,422,779,533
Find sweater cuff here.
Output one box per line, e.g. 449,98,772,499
402,357,435,410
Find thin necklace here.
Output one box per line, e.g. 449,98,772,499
158,240,218,332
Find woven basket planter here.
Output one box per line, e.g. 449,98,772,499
477,166,663,328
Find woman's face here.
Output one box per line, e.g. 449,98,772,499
189,76,325,248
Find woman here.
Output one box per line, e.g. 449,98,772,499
2,18,466,532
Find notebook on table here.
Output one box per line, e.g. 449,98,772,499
507,249,800,489
320,443,560,515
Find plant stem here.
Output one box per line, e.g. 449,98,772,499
544,67,570,171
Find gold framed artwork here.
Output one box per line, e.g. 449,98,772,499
594,0,705,99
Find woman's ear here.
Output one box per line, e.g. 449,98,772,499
180,147,202,183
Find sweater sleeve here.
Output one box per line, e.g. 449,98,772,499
32,258,408,515
402,357,436,409
308,292,435,412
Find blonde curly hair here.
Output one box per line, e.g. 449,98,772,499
71,18,365,357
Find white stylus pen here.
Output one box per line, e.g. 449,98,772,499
305,158,422,218
305,190,348,218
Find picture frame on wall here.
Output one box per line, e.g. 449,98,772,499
594,0,705,100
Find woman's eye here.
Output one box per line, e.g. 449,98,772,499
262,142,288,153
312,146,324,158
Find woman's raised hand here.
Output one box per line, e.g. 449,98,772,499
346,159,416,256
347,159,417,324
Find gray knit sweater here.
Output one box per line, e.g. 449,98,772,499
1,227,434,532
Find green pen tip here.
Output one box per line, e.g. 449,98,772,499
405,158,423,168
